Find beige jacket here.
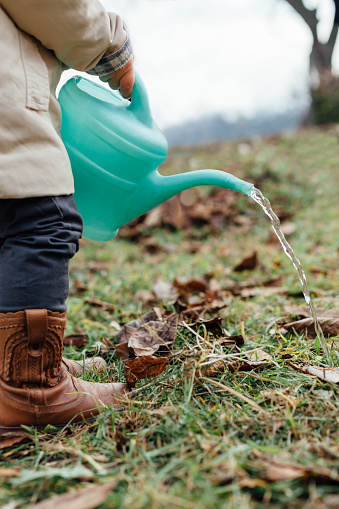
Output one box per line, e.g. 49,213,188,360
0,0,132,198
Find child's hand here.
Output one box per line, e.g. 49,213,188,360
101,58,135,99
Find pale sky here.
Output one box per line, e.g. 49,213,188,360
60,0,338,128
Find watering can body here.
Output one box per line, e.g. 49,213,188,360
59,74,253,241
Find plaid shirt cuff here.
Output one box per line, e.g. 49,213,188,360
87,35,133,77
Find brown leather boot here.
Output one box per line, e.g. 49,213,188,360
0,309,128,430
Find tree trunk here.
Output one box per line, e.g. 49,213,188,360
284,0,339,125
284,0,338,79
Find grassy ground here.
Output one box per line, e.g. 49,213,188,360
1,127,339,508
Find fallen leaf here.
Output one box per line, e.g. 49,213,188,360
74,279,87,294
173,278,209,296
139,235,166,254
282,316,339,338
254,452,339,483
109,320,121,331
152,280,178,300
0,467,21,477
114,342,131,361
246,349,273,363
262,389,298,407
84,297,114,311
63,334,89,348
233,251,257,272
115,310,162,344
134,289,156,304
89,336,115,356
280,306,339,338
204,360,227,377
87,261,109,273
313,389,333,399
284,305,339,320
322,494,339,509
124,356,169,387
280,221,296,236
204,349,272,377
142,206,162,228
263,463,307,481
228,349,273,372
115,325,138,346
0,433,29,450
288,363,339,383
128,314,178,356
238,286,288,298
217,335,244,347
26,480,117,509
189,317,224,336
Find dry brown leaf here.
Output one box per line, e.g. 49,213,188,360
313,389,334,399
189,317,224,336
262,389,298,407
114,311,178,360
84,297,114,311
63,334,89,348
284,305,339,320
283,316,339,338
217,335,244,347
0,467,21,477
254,453,339,483
146,407,174,417
247,349,273,363
173,278,209,296
162,194,188,229
173,297,228,320
74,279,88,294
115,310,162,344
322,494,339,508
124,356,169,387
204,360,227,377
0,433,29,450
143,206,163,228
26,480,117,509
134,289,155,304
289,362,339,383
114,342,131,361
233,251,257,272
204,349,272,377
238,286,288,298
152,280,178,300
140,235,166,254
128,315,178,357
229,349,273,372
115,325,138,346
264,463,307,482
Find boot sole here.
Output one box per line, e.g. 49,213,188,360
0,405,126,432
0,418,98,432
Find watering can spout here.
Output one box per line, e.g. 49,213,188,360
145,169,254,207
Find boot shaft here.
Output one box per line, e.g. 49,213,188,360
0,309,66,388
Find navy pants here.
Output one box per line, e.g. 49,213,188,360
0,196,83,313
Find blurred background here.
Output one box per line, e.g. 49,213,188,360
60,0,339,146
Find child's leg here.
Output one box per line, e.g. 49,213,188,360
0,196,128,429
0,196,83,313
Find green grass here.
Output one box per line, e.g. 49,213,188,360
1,127,338,508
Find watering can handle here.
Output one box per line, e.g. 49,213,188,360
127,72,153,127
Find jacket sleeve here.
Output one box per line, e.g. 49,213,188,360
0,0,132,73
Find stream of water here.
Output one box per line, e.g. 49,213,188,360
250,187,334,368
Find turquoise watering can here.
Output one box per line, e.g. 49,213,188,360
59,74,253,241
